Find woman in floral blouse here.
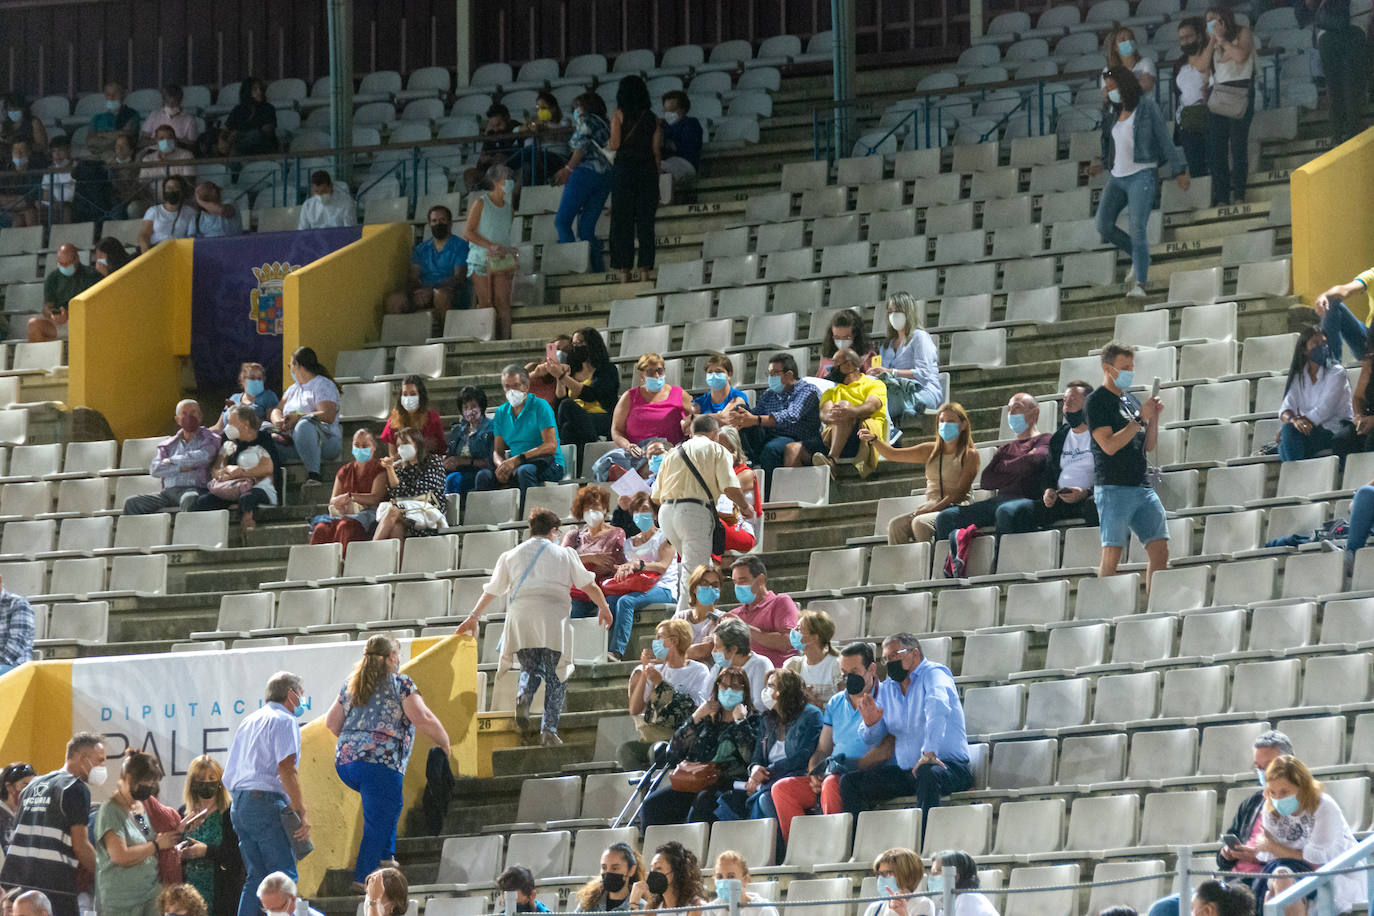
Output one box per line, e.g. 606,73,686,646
325,635,451,893
373,427,448,542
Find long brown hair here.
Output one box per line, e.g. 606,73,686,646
576,842,643,911
347,635,398,707
768,668,808,728
929,401,975,457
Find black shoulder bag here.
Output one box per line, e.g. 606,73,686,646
677,444,728,555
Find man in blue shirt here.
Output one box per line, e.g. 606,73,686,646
384,205,469,328
848,632,971,842
726,352,823,499
475,365,564,496
86,81,140,156
660,90,703,181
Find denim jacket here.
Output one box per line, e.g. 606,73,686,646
446,416,494,465
1099,96,1188,177
751,703,823,780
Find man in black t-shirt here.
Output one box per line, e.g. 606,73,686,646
1087,341,1169,590
0,733,105,916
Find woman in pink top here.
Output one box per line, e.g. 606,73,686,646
592,352,694,481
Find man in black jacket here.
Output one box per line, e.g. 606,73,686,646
1218,729,1294,883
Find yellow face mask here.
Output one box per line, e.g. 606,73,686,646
537,108,553,122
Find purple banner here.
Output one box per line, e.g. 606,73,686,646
190,226,362,391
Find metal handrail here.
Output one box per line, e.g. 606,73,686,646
1263,831,1374,915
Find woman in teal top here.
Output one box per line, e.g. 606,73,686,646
463,163,518,340
94,752,187,916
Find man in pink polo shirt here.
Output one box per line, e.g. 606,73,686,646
728,556,799,667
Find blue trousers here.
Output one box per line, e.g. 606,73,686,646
277,419,342,475
474,457,563,495
1321,300,1370,363
336,760,405,881
1278,420,1353,462
554,166,611,273
611,586,674,657
1095,167,1157,284
230,790,296,916
444,468,481,495
740,426,826,499
837,758,973,844
1348,486,1374,557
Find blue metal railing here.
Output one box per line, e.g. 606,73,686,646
1263,832,1374,915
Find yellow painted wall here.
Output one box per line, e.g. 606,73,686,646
296,633,477,895
1292,128,1374,320
67,240,195,440
282,223,411,379
0,661,75,772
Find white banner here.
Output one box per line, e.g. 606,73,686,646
70,640,413,801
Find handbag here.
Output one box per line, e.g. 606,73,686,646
599,571,661,596
678,446,728,555
1179,103,1208,132
669,760,721,793
486,249,518,273
1207,81,1250,119
208,475,256,500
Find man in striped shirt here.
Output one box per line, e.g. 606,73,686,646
0,733,106,916
0,583,35,675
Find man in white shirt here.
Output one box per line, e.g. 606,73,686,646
256,872,324,916
223,672,311,916
297,170,357,229
139,84,199,147
1032,379,1100,530
708,616,774,709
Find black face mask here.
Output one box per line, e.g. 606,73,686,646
192,781,221,800
601,872,628,894
844,672,867,696
1065,409,1087,428
886,659,909,683
431,223,451,239
131,784,158,801
646,872,670,896
516,905,535,913
164,190,182,206
1181,40,1201,55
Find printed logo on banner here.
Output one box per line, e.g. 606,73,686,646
249,262,298,335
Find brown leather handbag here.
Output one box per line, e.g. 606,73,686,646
669,761,720,793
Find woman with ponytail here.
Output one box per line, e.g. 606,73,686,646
325,636,452,893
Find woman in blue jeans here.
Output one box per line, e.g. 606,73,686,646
1278,326,1355,462
325,635,451,893
553,92,612,274
602,493,680,659
1094,66,1191,298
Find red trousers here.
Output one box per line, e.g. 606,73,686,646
310,519,369,555
768,774,843,840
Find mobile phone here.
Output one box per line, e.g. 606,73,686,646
545,342,559,362
1150,378,1160,400
1222,833,1240,847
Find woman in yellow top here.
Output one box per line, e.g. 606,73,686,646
814,347,888,478
860,402,981,544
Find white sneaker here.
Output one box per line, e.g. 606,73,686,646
1126,283,1148,298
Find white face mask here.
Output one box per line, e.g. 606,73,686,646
397,443,417,462
224,424,241,440
505,389,526,408
400,395,420,412
888,312,907,331
87,764,108,786
833,338,852,349
760,686,777,710
238,448,261,470
663,110,681,125
585,510,605,526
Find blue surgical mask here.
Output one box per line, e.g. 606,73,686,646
715,878,742,904
877,877,900,898
1114,368,1135,389
1206,18,1219,34
767,376,785,394
644,376,666,392
938,421,959,442
1117,39,1136,56
1274,794,1300,817
58,264,76,277
648,454,664,474
5,111,20,123
706,372,729,390
1309,344,1330,366
712,650,728,668
697,585,720,606
502,179,515,195
1256,767,1267,787
1008,412,1029,435
105,99,121,111
352,446,373,463
927,875,944,895
245,379,265,396
1107,88,1123,104
633,512,655,532
717,688,745,710
789,629,804,651
157,138,175,154
651,638,669,660
734,583,756,605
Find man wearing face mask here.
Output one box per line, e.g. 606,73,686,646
726,557,798,667
727,352,823,501
767,641,896,841
707,617,775,710
139,83,198,147
1219,731,1295,887
849,634,969,840
0,732,106,916
139,124,196,177
384,204,470,324
138,175,196,252
659,91,703,182
297,170,357,230
29,243,98,343
222,672,312,916
992,380,1100,535
256,871,324,916
473,365,565,495
124,399,222,515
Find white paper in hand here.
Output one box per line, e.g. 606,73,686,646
611,467,652,499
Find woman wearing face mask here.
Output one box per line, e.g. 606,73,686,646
637,666,761,827
95,752,186,916
554,94,613,274
575,843,644,913
722,668,821,823
816,347,889,479
555,328,623,461
272,346,343,491
607,74,664,285
325,635,451,893
520,90,570,183
1278,327,1355,462
627,842,707,916
927,850,998,916
139,175,197,252
192,405,279,536
566,484,629,628
1202,5,1256,206
1173,18,1212,179
0,762,35,850
629,618,713,745
674,564,727,663
709,851,778,916
310,428,387,551
176,756,243,916
0,94,47,153
865,402,980,545
864,848,934,916
783,611,842,706
694,353,748,415
93,236,133,278
213,361,279,431
870,292,943,426
1240,755,1360,913
1102,25,1157,95
462,162,518,339
602,493,679,660
373,428,448,542
592,352,693,481
1091,66,1189,298
381,375,446,459
444,386,495,497
819,308,877,377
714,425,760,552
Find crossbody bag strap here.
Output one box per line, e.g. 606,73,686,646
510,538,551,602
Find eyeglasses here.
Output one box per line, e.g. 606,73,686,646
5,763,35,779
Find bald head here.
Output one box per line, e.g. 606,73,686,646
1007,392,1040,438
14,891,53,916
55,244,80,268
